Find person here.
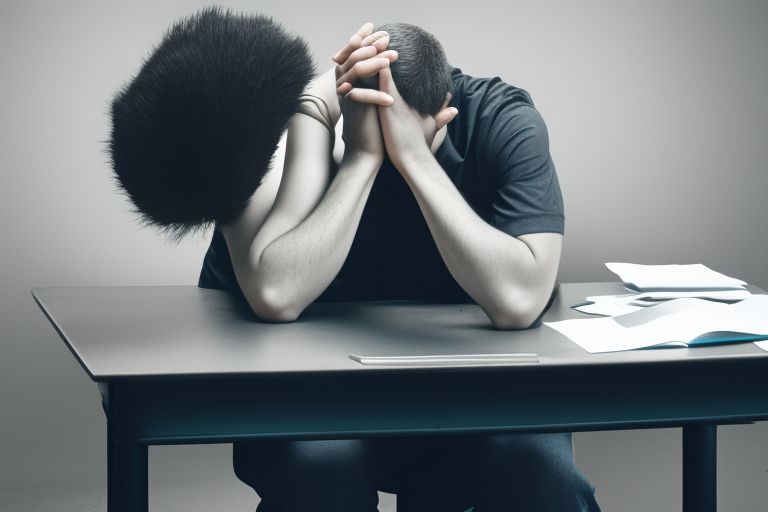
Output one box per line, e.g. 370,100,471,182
217,22,599,511
109,9,600,511
199,23,563,328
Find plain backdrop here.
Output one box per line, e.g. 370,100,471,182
1,1,767,511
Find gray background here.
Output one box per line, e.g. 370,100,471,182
1,0,766,510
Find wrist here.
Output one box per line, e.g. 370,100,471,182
396,144,434,175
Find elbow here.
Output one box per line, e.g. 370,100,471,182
246,285,302,323
486,296,541,331
256,306,301,324
489,311,537,330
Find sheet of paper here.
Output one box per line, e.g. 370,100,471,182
573,295,644,316
605,262,747,291
755,341,768,352
572,289,751,317
618,289,752,303
547,295,768,353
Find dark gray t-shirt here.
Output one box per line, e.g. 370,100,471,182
199,67,564,302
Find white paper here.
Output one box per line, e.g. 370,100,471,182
573,294,644,316
755,341,768,352
572,289,751,317
605,262,747,291
547,295,768,353
617,289,752,303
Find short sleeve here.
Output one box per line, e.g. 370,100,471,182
478,104,565,237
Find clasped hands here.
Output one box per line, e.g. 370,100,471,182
332,22,458,173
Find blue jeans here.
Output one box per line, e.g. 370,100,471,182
233,432,601,511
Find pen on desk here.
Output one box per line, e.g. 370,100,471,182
349,353,540,366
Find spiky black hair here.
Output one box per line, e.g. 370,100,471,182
375,23,453,116
109,7,315,240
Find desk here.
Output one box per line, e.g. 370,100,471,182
32,282,768,512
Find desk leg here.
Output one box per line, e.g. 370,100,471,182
108,438,148,512
682,424,716,512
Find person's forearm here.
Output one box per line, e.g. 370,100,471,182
248,152,379,321
400,151,551,328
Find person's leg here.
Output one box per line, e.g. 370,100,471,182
233,438,380,512
374,434,477,512
392,432,600,512
471,432,600,512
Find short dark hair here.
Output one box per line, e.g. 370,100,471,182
375,22,453,116
109,7,314,239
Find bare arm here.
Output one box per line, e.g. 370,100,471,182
377,67,562,329
399,150,561,328
226,53,395,322
224,24,400,321
226,104,380,321
232,123,381,321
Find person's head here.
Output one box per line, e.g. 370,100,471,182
109,7,314,239
375,22,453,116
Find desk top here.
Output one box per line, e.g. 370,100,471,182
32,282,768,380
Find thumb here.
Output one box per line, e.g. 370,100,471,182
434,107,459,132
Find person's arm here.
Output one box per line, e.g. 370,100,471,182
225,25,396,322
377,68,562,329
236,128,380,321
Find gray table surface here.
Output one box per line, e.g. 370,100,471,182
31,282,768,380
